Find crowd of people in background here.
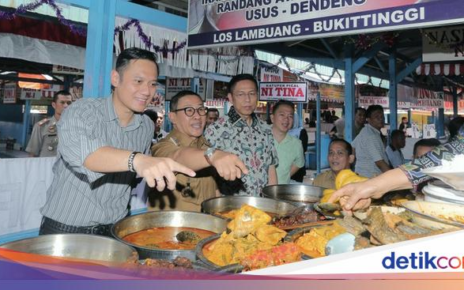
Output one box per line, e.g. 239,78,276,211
25,47,464,238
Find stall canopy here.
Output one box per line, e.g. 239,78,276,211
416,63,464,76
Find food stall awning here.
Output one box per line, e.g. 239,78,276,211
416,63,464,76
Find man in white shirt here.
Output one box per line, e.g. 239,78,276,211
352,105,390,178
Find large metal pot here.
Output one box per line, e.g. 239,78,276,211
195,234,244,273
0,234,137,264
262,184,325,205
201,196,297,218
111,211,227,261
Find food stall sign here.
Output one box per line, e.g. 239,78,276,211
166,78,206,101
187,0,464,49
423,25,464,62
260,64,283,82
358,96,389,108
259,82,307,103
1,83,17,104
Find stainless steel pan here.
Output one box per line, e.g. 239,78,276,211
111,211,227,261
201,196,297,217
0,234,137,264
262,184,325,205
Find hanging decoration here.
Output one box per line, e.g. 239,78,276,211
264,55,342,84
344,32,398,50
114,17,254,75
0,1,254,75
0,0,86,37
114,19,187,55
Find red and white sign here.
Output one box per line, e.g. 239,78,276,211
20,88,41,100
260,65,283,82
358,96,389,108
259,82,307,103
165,78,206,101
19,88,60,100
1,83,16,104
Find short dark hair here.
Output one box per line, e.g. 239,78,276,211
401,116,407,121
390,129,405,140
115,47,158,76
228,74,258,94
355,107,366,115
413,138,440,157
52,90,71,103
448,116,464,140
366,105,384,118
330,139,353,155
143,110,158,123
272,100,294,114
208,108,219,115
169,90,202,111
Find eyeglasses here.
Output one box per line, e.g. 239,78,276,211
172,106,208,117
233,91,258,99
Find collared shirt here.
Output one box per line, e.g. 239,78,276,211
26,116,59,157
204,106,278,196
386,144,405,168
352,124,389,178
41,96,153,227
150,128,217,212
313,170,336,189
274,134,304,184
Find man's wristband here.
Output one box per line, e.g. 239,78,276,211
128,151,141,172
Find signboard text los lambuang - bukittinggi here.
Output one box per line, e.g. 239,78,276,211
188,0,464,49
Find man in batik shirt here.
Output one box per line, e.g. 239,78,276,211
205,74,278,196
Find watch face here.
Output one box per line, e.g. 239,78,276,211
205,148,215,156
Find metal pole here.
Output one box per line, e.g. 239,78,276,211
21,100,32,149
316,92,321,174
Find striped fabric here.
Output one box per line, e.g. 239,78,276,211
416,63,464,76
40,97,153,227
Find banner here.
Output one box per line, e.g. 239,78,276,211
20,89,41,100
260,64,283,82
415,90,444,109
398,101,411,109
165,78,206,101
259,82,307,102
187,0,464,48
422,25,464,62
358,96,389,108
318,83,344,103
19,88,61,100
52,65,84,75
1,83,17,104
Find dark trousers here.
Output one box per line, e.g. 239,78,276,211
39,216,114,238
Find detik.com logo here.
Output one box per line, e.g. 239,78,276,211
382,252,464,270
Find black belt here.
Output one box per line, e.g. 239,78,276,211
42,217,114,236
